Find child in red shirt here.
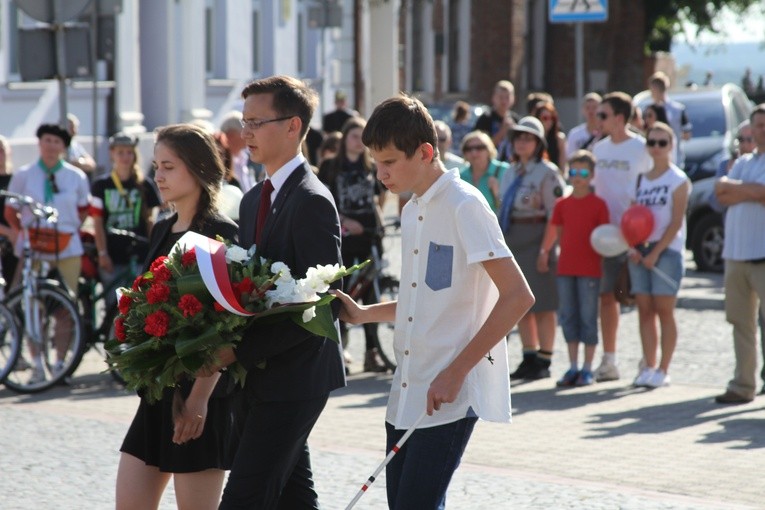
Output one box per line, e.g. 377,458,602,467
538,150,609,386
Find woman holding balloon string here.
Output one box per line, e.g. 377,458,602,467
626,121,690,388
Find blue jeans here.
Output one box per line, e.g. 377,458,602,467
385,416,477,510
557,275,600,345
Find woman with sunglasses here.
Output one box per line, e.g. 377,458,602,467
629,122,690,388
497,117,566,381
459,130,509,214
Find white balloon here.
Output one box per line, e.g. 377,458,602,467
590,224,629,257
218,182,243,221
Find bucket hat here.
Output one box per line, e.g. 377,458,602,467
510,116,547,148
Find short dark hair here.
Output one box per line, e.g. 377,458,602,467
362,95,439,161
750,103,765,123
568,149,596,171
601,92,633,122
36,124,71,148
241,75,319,139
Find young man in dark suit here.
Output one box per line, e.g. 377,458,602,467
211,75,345,509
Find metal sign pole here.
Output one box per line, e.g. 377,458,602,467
54,0,69,128
575,22,584,121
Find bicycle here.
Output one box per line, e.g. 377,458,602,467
77,227,148,385
0,190,85,393
344,220,400,371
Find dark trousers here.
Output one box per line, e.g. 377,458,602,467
219,394,329,510
385,417,477,510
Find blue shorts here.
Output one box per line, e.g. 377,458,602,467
628,245,684,296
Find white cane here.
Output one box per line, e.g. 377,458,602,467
652,266,679,290
345,410,428,510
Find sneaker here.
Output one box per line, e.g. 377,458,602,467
29,366,46,385
510,357,535,380
575,369,594,386
556,368,579,387
594,359,620,382
633,367,656,387
363,348,387,373
646,369,670,388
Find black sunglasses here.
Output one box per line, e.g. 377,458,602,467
596,112,609,120
646,139,670,148
463,145,487,153
568,168,591,178
737,136,754,143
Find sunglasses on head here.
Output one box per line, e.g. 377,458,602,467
568,168,591,178
463,145,487,153
646,139,670,148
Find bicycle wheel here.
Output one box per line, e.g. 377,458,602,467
0,302,22,384
372,275,399,371
3,283,86,393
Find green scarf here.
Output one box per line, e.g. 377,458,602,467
39,158,63,203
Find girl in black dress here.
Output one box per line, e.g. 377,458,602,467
116,124,239,510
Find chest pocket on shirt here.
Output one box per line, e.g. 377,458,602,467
425,242,453,291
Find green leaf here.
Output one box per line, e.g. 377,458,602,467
290,304,339,343
175,327,224,357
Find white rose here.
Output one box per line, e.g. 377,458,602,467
225,245,250,264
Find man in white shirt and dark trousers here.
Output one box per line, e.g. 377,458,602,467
714,104,765,404
591,92,652,382
333,95,534,509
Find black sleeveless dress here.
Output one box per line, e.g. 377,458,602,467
120,227,240,473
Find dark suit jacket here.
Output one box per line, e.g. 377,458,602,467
236,162,346,402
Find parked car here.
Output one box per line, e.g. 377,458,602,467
635,84,754,273
685,176,724,272
634,83,753,181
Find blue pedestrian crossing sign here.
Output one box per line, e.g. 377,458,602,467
549,0,608,23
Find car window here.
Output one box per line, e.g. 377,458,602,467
681,96,726,138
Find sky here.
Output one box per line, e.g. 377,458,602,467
678,4,765,44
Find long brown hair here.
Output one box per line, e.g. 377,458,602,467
321,117,374,185
154,123,224,229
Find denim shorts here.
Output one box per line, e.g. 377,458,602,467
557,275,600,345
628,245,684,296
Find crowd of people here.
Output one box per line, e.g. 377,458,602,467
2,68,764,509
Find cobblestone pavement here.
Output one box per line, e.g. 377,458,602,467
2,239,763,508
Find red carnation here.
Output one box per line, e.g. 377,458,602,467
237,277,255,295
114,316,127,342
132,274,147,291
147,283,170,304
182,248,197,267
118,294,132,315
149,256,168,272
178,294,203,318
144,310,170,337
153,264,172,283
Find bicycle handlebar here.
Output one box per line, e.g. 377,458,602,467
0,190,59,222
106,227,149,245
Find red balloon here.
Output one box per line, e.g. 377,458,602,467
621,205,654,247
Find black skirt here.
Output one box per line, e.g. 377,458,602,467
120,378,240,473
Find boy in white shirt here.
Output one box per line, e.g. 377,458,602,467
332,95,534,508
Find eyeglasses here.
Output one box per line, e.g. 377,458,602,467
240,116,293,130
568,168,591,178
596,112,610,120
646,139,670,148
463,145,487,153
737,136,754,143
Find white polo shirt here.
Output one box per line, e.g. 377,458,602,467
387,171,513,430
8,160,90,260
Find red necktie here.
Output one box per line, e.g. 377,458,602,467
255,179,274,246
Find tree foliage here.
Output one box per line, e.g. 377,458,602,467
645,0,761,53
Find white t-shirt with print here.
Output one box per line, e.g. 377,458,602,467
387,171,513,430
592,134,652,227
635,164,690,253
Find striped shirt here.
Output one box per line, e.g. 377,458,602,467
722,152,765,261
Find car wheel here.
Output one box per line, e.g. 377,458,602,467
690,213,724,272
